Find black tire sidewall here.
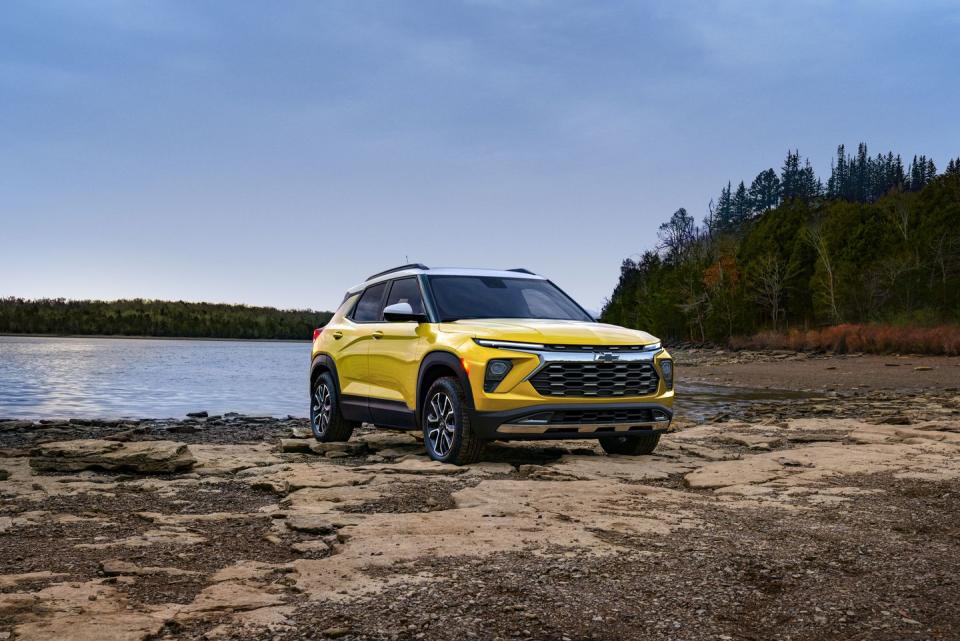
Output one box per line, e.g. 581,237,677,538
422,378,466,462
311,372,337,440
600,432,660,455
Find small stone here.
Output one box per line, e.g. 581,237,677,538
291,427,313,439
186,411,208,418
291,540,330,554
325,451,349,459
0,469,9,481
322,627,350,638
279,439,313,453
914,366,933,371
285,514,337,534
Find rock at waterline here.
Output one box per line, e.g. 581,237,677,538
29,440,196,473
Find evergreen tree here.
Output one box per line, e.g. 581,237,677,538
799,159,821,201
780,150,803,201
748,169,781,214
732,181,751,227
706,182,735,233
827,144,848,199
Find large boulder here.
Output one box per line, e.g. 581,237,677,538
29,440,195,474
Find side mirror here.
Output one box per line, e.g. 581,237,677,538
383,302,428,323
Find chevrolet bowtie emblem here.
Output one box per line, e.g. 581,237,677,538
595,352,619,362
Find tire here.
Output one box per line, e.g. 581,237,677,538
421,376,484,465
310,371,356,442
599,432,661,456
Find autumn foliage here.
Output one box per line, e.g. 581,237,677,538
729,324,960,356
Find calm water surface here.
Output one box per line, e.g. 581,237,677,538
0,336,310,419
0,336,809,421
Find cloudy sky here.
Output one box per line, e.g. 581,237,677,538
3,1,958,312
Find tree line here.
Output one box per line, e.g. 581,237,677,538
602,144,960,343
0,298,333,340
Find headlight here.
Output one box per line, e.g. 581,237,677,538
483,359,513,392
659,359,674,390
643,342,662,351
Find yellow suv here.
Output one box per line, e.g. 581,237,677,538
310,265,674,465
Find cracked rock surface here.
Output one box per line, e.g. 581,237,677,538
1,349,959,640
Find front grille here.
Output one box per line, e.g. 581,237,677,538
529,362,660,397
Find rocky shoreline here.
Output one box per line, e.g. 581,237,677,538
2,350,959,640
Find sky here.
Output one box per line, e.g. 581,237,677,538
2,1,959,313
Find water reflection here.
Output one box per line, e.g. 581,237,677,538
0,336,310,419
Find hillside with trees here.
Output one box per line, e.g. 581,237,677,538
0,298,332,340
602,144,960,353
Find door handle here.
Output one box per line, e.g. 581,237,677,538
332,331,343,340
372,331,383,340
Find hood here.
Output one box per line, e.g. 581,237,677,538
439,318,659,346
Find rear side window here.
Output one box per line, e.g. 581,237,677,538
384,278,425,316
352,282,387,322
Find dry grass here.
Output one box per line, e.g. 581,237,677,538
730,324,960,356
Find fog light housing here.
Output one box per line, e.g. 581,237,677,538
659,359,674,390
484,359,513,392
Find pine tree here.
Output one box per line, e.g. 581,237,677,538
707,182,735,233
732,181,751,227
780,150,803,201
828,144,848,199
925,157,937,183
800,159,821,201
852,143,869,202
748,169,781,214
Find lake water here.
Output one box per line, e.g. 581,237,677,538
0,336,310,419
0,335,803,421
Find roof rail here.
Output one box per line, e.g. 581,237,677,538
366,263,429,281
507,268,536,275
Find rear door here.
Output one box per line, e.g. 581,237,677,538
366,277,429,417
335,281,388,405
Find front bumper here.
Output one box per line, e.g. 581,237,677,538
469,403,673,440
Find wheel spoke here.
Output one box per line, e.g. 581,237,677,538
424,391,459,457
313,383,332,434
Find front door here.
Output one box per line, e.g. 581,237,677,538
366,277,429,425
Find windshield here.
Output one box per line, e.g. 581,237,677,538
426,276,593,322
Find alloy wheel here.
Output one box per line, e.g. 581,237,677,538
426,392,457,457
311,382,333,436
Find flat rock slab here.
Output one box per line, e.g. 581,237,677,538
99,559,201,577
683,458,787,490
29,440,195,474
285,514,338,534
354,457,466,475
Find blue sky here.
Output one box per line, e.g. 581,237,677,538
3,1,958,312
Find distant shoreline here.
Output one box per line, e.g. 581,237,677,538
0,333,311,343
